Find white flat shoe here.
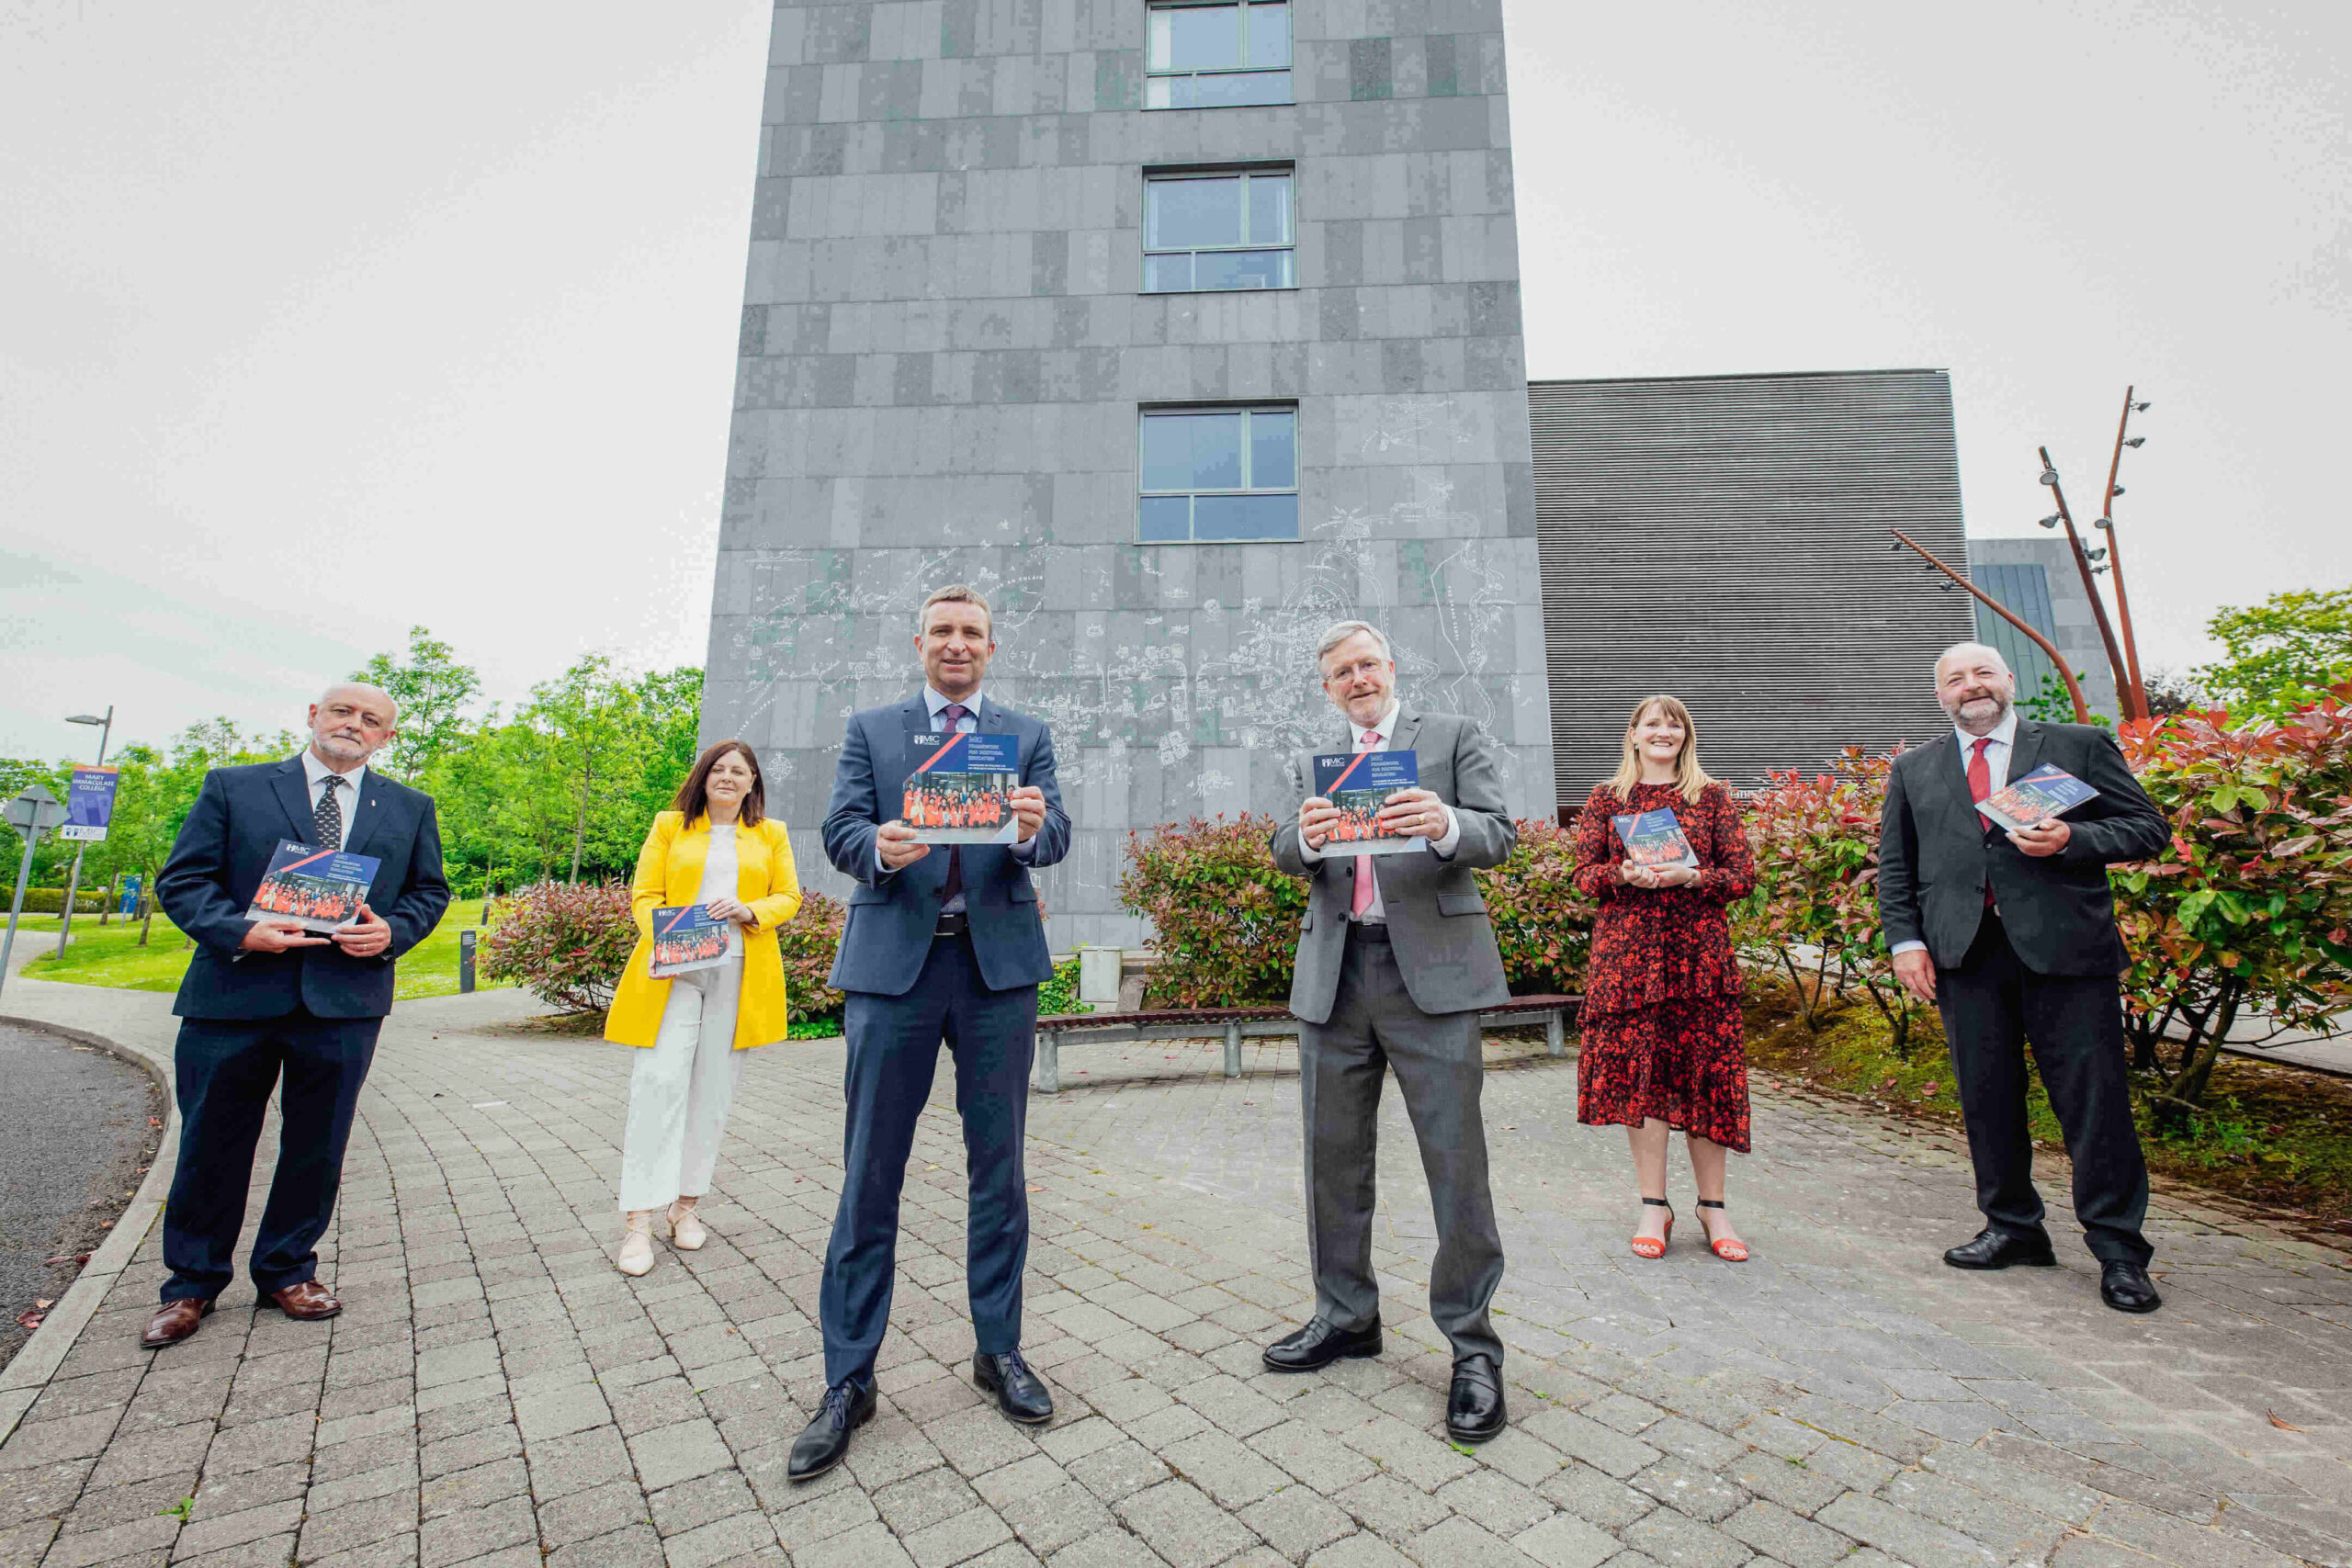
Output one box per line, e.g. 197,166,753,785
669,1202,706,1251
616,1215,656,1277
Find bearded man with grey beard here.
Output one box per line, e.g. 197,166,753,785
1877,642,2169,1314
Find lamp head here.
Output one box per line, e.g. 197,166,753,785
2124,436,2145,448
65,714,105,726
2038,468,2060,486
2038,514,2061,529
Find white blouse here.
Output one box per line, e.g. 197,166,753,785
696,824,746,960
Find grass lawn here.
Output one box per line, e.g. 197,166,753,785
17,907,510,1001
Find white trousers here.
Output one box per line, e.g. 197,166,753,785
617,959,746,1213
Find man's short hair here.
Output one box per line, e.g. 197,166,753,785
918,585,992,637
1316,620,1393,673
1935,641,2012,679
317,682,399,723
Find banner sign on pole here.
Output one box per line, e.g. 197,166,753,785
120,874,142,915
60,765,119,842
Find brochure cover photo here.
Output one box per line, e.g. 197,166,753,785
649,906,733,977
904,731,1021,845
1311,750,1424,856
245,840,380,932
1976,763,2101,834
1611,808,1699,869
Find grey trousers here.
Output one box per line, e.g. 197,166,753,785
1299,927,1506,1366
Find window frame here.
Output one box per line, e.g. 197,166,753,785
1141,165,1297,294
1136,403,1302,546
1145,0,1294,110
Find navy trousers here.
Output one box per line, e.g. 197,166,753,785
162,1007,381,1303
820,932,1035,1388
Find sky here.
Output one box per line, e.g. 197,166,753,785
2,1,2345,763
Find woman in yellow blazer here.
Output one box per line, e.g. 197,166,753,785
606,739,803,1275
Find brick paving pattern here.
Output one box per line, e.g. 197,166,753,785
1,982,2348,1566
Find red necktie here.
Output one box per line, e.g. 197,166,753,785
1969,737,1996,905
1350,728,1381,919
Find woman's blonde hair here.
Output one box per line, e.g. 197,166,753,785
1604,694,1713,805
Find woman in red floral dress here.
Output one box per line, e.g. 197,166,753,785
1572,696,1758,1261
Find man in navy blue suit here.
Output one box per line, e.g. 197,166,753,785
141,682,449,1348
788,585,1071,1479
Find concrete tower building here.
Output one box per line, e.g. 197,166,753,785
703,0,1550,948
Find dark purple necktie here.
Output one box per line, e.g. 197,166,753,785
940,704,967,905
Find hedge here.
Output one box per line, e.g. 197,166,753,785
1116,813,1593,1007
8,887,109,916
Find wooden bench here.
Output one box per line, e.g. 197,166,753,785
1031,994,1580,1093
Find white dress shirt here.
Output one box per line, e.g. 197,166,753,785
876,687,1039,902
300,750,368,852
1891,711,2018,957
1297,698,1461,923
696,818,747,959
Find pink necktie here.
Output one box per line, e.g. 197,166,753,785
1351,728,1381,919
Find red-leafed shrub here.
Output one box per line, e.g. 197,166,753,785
778,890,846,1022
1476,818,1592,997
1736,749,1923,1055
1120,815,1306,1006
2114,687,2352,1109
1119,813,1592,1007
481,880,638,1014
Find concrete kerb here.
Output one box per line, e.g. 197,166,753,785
0,1011,179,1442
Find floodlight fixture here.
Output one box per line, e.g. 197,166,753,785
2094,517,2115,530
2124,436,2145,447
2133,400,2151,412
65,714,105,726
2038,514,2062,529
2038,468,2060,485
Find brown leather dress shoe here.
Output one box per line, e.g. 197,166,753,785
265,1280,343,1320
141,1298,213,1348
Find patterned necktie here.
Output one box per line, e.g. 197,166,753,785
1350,728,1381,919
314,773,345,851
939,704,968,905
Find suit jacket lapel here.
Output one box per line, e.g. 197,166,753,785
1389,707,1422,760
271,757,315,844
2007,720,2047,786
343,779,387,859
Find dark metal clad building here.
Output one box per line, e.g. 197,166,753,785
1530,369,1977,811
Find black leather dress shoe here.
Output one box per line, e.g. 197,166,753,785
1942,1228,2058,1270
1447,1355,1507,1443
2100,1261,2162,1314
1262,1315,1383,1372
786,1379,876,1481
974,1350,1053,1424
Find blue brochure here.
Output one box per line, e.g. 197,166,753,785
905,731,1021,844
245,840,381,932
1611,808,1698,870
1976,763,2099,834
1311,749,1424,856
650,905,733,977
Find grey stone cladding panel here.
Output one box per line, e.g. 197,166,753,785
707,0,1544,948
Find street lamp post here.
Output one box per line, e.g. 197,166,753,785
4,785,70,1007
2096,388,2151,716
58,705,115,958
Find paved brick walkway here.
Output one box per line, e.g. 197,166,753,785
2,974,2348,1568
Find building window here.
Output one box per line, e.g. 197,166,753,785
1147,1,1292,109
1138,406,1299,542
1144,170,1295,292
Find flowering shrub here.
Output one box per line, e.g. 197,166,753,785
777,890,846,1022
1120,815,1306,1006
481,880,638,1014
2114,687,2352,1109
1476,818,1591,997
1735,749,1923,1055
1119,813,1593,1006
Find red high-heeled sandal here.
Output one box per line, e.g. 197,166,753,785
1630,1196,1673,1259
1696,1199,1748,1262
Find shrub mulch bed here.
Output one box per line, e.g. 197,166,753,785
1739,978,2352,1254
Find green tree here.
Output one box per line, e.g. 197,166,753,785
353,625,482,781
2196,586,2352,719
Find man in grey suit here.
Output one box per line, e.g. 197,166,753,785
1265,621,1518,1443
